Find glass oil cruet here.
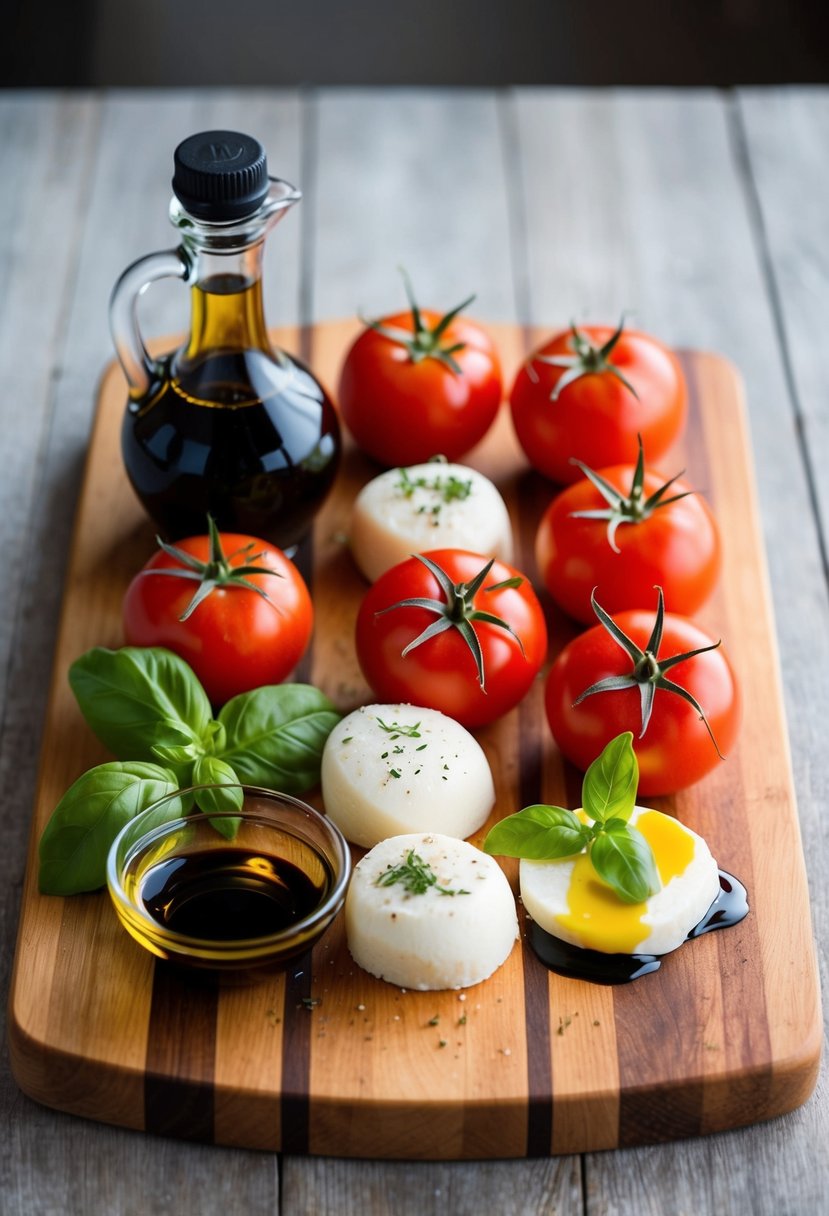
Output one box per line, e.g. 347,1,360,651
109,130,340,551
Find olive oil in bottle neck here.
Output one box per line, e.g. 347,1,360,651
179,244,272,366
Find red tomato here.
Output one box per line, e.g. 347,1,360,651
338,280,502,466
355,549,547,728
545,597,740,794
510,322,687,483
123,527,313,706
535,461,721,623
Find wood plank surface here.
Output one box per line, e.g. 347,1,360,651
2,87,828,1216
7,320,820,1160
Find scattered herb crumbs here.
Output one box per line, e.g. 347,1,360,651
341,736,353,744
377,717,422,738
557,1015,573,1035
375,849,470,897
395,468,473,516
389,769,402,779
301,997,320,1010
428,1015,440,1026
416,743,428,751
438,1039,448,1049
458,1015,467,1026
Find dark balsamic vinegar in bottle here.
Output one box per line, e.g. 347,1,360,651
111,131,340,551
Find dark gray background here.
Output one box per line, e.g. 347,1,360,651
4,0,828,87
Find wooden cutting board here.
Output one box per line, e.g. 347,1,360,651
8,322,821,1159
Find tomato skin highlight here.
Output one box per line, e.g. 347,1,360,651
509,325,687,484
123,533,313,706
355,549,548,729
338,310,502,466
545,609,740,795
535,464,721,623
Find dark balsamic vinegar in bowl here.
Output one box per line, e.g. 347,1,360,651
107,787,352,974
140,848,332,942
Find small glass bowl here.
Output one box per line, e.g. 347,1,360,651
106,785,351,972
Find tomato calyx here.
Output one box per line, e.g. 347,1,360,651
569,435,695,552
141,516,284,621
376,553,526,690
362,269,474,375
574,588,725,757
531,317,640,402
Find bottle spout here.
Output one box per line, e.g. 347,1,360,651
261,177,302,227
267,177,302,208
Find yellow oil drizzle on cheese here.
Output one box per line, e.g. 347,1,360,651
554,811,696,954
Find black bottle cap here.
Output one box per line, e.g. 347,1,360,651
172,131,269,221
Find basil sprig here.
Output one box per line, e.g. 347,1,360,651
39,646,340,896
483,732,659,904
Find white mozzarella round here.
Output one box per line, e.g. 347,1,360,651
321,704,495,848
346,832,519,990
519,806,720,956
349,461,513,582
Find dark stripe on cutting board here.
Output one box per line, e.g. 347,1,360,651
276,327,319,1153
515,460,555,1157
522,904,555,1155
144,964,218,1141
279,949,314,1153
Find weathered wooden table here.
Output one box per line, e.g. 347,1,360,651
1,88,826,1214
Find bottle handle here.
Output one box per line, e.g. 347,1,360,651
109,248,189,398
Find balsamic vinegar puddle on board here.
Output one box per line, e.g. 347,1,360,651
140,848,330,941
527,871,749,985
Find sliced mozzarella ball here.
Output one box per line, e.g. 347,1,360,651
346,832,518,990
350,461,513,582
321,704,494,848
519,806,720,956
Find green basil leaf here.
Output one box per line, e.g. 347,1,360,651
603,817,629,834
217,684,341,793
590,825,660,904
582,731,638,824
38,761,179,896
151,744,201,767
484,804,591,860
192,756,243,839
201,719,227,755
69,647,213,761
152,720,204,748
